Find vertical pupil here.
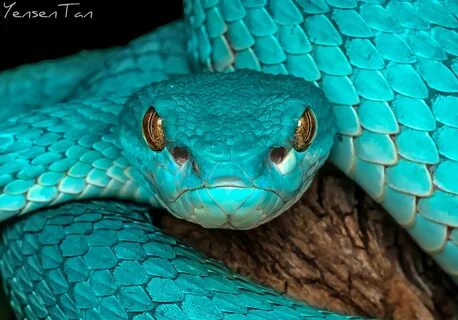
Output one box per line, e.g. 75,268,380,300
293,108,316,152
142,107,165,151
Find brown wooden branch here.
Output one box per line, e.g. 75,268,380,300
161,165,458,320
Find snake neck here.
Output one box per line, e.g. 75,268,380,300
0,98,161,223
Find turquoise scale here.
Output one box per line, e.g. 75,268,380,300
186,0,458,278
0,96,161,220
1,1,458,319
3,199,354,320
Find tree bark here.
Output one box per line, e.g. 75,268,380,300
161,165,458,320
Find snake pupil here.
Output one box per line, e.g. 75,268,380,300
293,108,316,152
192,161,200,175
142,107,166,151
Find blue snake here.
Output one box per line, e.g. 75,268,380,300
0,0,457,319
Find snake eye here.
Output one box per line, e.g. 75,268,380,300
142,106,166,151
293,107,316,152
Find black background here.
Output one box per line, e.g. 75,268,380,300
0,1,183,71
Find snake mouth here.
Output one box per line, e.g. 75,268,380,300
170,184,286,204
165,186,287,229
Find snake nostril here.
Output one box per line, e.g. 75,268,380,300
171,147,189,166
191,161,200,174
270,147,289,164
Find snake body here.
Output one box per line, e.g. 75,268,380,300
0,0,457,319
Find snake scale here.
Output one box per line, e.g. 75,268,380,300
0,0,457,319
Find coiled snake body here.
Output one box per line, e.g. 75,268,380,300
0,1,457,319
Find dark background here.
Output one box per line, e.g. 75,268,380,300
0,0,183,71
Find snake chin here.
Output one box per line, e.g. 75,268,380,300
164,186,288,229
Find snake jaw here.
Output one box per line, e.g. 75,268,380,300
165,186,285,229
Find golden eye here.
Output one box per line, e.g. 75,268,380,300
293,107,316,152
142,107,166,151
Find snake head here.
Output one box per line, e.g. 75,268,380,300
119,70,336,229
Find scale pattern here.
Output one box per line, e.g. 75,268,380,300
0,49,117,118
0,97,156,223
185,0,458,279
0,22,192,224
0,201,363,320
69,22,191,100
0,22,190,115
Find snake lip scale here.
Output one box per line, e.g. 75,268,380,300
170,186,286,205
0,0,457,319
